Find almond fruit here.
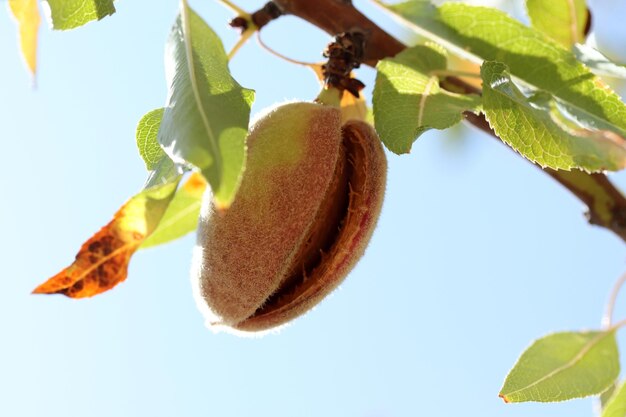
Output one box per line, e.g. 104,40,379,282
191,101,386,333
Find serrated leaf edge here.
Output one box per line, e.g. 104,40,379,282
376,1,626,139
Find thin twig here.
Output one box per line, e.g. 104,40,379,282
228,28,255,60
256,32,316,67
609,317,626,332
216,0,248,16
603,272,626,328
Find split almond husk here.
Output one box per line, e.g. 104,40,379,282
191,101,386,333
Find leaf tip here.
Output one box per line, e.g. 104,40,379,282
31,284,51,295
31,286,45,295
31,269,72,296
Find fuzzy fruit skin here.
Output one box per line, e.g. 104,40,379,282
191,101,386,333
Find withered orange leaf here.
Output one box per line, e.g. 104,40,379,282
33,180,179,298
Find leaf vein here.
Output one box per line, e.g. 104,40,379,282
503,331,611,399
180,1,221,178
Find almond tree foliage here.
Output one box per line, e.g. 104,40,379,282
8,0,626,414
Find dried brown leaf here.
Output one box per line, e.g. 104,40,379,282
33,181,179,298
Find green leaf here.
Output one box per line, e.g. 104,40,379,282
574,44,626,79
136,108,167,171
158,1,254,209
141,173,206,249
526,0,588,47
43,0,115,30
373,44,481,154
137,107,207,249
602,382,626,417
482,61,626,171
143,156,179,194
136,106,206,244
500,330,619,403
138,108,179,194
377,1,626,139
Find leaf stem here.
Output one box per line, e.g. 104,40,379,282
603,271,626,328
215,0,248,16
228,27,255,60
255,32,317,67
609,317,626,332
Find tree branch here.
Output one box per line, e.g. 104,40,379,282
271,0,626,243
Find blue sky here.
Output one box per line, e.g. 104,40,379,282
2,1,626,416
